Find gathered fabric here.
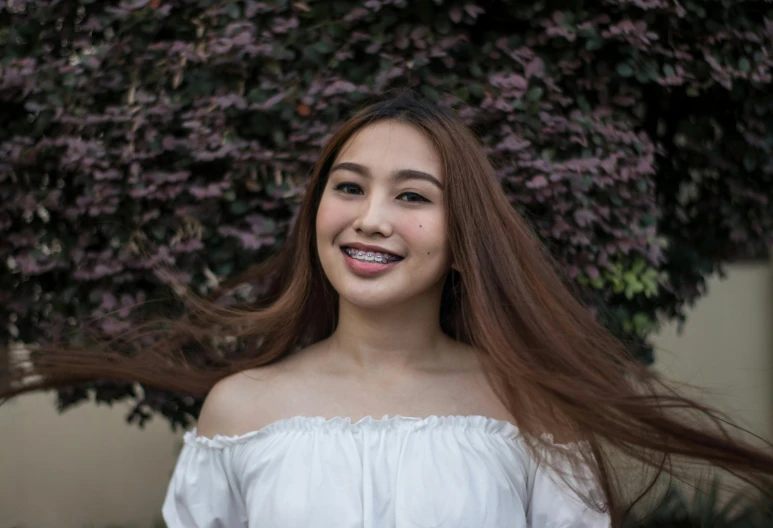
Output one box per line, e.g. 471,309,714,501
163,414,611,528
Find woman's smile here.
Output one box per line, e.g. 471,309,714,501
340,246,404,277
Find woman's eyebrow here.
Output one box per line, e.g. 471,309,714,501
330,161,444,190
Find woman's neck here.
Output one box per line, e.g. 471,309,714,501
321,298,457,376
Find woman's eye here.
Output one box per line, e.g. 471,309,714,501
334,182,363,195
398,192,430,203
333,183,428,203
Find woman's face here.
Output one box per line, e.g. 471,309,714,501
315,119,452,310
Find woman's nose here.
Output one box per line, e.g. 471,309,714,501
351,197,393,238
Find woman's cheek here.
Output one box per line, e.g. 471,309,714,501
316,199,348,238
401,216,448,257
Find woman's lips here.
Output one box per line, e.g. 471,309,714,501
340,247,402,277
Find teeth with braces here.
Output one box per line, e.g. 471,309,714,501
344,248,401,263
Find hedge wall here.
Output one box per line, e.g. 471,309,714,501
1,0,772,428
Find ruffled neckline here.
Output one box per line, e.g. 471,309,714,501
185,414,524,449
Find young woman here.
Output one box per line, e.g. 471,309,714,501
3,93,773,527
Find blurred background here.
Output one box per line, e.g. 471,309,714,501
2,0,772,526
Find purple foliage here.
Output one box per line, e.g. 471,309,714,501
1,0,772,427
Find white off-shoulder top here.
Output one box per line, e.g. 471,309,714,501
162,414,611,528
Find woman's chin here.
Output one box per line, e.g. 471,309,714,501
337,288,408,310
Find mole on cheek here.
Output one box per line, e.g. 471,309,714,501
419,225,422,228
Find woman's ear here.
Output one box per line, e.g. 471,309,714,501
451,261,460,273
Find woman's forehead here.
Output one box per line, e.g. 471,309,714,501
334,120,443,177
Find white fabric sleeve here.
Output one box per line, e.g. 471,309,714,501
527,442,612,528
162,442,248,528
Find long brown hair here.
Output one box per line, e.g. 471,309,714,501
3,91,773,525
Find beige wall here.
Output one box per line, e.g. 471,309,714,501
651,261,773,443
1,260,772,528
0,396,181,528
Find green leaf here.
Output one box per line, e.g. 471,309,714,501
625,281,644,299
217,262,234,277
434,16,452,34
151,226,166,241
271,128,286,147
420,85,441,101
585,37,603,51
643,61,659,82
526,87,544,101
633,312,653,334
469,83,484,98
540,147,556,160
225,3,241,19
312,41,334,55
635,69,650,83
641,273,658,298
739,57,751,73
302,46,323,64
743,153,756,171
610,276,625,293
332,0,351,15
246,88,265,103
230,201,249,215
616,63,634,78
328,23,344,39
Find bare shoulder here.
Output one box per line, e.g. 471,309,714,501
195,364,288,438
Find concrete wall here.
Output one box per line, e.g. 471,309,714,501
651,261,773,444
0,396,181,528
1,260,771,528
